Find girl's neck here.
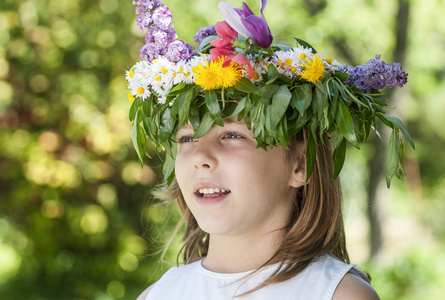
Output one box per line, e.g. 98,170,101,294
201,229,284,273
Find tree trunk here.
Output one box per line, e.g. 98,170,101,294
367,0,410,260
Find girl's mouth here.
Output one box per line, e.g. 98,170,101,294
196,187,231,198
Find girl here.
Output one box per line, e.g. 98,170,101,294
126,0,411,298
137,119,379,299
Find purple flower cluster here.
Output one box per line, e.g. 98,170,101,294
193,25,217,46
133,0,194,62
339,55,408,93
165,40,196,62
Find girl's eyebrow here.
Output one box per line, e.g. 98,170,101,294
176,124,193,136
222,119,247,128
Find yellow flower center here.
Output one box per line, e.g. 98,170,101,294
137,87,144,95
253,73,259,81
326,58,332,64
290,67,298,72
300,53,306,60
179,67,184,73
129,71,134,78
285,59,292,66
161,67,168,74
154,75,161,81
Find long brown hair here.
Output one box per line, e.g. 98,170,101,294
153,128,349,294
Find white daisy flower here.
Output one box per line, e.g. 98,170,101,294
245,58,266,83
129,80,151,100
293,46,314,64
150,57,176,87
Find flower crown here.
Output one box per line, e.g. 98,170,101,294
126,0,413,187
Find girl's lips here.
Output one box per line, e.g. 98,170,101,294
194,190,231,205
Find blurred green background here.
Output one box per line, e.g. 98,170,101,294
1,0,444,299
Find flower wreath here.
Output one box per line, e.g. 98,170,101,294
125,0,414,187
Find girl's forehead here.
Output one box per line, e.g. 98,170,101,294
178,117,248,132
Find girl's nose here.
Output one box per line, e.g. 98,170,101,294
192,141,217,171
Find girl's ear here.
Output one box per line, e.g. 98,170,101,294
289,159,308,188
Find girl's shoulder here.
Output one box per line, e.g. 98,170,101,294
137,260,202,300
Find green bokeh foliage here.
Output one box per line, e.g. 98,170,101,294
1,0,445,299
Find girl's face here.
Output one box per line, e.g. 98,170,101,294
175,118,304,238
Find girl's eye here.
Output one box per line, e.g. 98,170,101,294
178,136,198,143
223,132,243,139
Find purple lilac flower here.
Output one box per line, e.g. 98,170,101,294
165,41,195,62
340,55,408,93
193,25,217,46
133,0,195,62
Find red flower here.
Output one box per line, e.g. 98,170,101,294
210,21,253,79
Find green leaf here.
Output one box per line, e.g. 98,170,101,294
332,138,347,180
205,91,223,126
193,112,214,139
381,114,415,149
336,98,359,148
197,35,219,52
189,101,200,132
386,129,400,188
168,82,195,97
272,44,292,52
294,37,317,53
234,77,257,93
306,131,316,181
178,88,194,126
291,88,306,115
266,63,280,82
258,84,279,99
270,85,292,130
276,117,288,147
169,82,186,94
129,98,143,121
227,97,247,118
131,110,147,166
163,152,176,186
334,71,350,83
159,108,175,141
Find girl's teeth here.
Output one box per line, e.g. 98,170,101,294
198,188,228,195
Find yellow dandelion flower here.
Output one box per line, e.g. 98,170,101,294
128,91,135,104
194,61,223,90
220,61,242,88
194,57,242,90
300,55,325,83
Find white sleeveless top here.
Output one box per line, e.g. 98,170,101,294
145,255,367,300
